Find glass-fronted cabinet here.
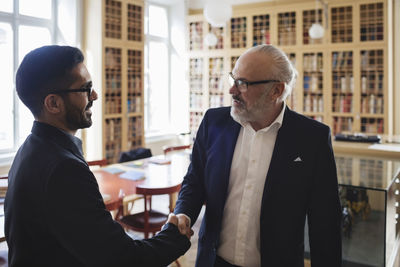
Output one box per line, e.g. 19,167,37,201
305,154,400,267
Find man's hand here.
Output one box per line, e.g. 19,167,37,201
167,213,193,240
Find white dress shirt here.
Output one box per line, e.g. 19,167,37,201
217,105,285,267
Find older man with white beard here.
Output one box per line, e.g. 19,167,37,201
173,44,342,267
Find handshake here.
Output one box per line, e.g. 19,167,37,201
167,213,194,240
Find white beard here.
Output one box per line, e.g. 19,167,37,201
230,90,270,123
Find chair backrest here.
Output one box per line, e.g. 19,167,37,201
87,159,108,167
118,148,152,163
162,145,191,155
0,176,8,202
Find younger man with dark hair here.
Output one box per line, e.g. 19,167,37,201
5,45,190,267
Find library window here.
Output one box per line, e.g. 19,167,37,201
0,0,80,161
144,4,172,136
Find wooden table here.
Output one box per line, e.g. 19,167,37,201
93,152,190,210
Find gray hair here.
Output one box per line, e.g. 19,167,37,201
246,44,298,101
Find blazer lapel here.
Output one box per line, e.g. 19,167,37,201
208,116,241,208
261,108,296,211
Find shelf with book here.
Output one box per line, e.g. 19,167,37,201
189,111,203,140
127,116,143,150
253,14,271,46
189,58,204,111
303,9,323,45
85,0,144,163
333,116,354,135
105,47,122,115
231,17,247,48
230,56,239,70
208,24,224,50
189,21,204,51
361,117,384,134
285,52,297,110
303,52,324,115
278,11,296,46
332,51,353,115
360,2,384,42
127,49,142,113
105,0,122,39
186,0,392,139
360,49,385,134
105,118,122,163
331,6,353,43
127,3,142,42
208,57,225,108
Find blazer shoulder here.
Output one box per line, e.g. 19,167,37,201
203,107,234,125
286,108,330,136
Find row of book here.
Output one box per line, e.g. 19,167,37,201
190,93,203,110
105,97,122,114
303,94,324,113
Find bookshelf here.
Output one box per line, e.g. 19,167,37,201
231,17,247,48
85,0,144,163
187,0,393,138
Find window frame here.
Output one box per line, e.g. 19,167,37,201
0,0,81,162
144,2,173,137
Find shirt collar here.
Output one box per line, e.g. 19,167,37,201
31,121,84,159
232,103,286,133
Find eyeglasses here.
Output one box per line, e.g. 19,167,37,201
48,87,93,100
228,72,280,93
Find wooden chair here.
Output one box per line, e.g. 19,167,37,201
117,184,182,267
117,183,182,238
0,176,7,266
162,145,191,155
87,159,142,216
162,145,190,212
87,159,108,167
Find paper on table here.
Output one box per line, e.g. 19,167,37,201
369,144,400,152
101,193,111,202
123,161,144,168
102,167,125,174
119,170,146,181
148,158,171,165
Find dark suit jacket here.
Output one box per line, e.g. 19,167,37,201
174,106,342,267
5,121,190,267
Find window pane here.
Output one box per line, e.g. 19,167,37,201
0,0,13,13
146,41,169,132
149,5,168,38
0,23,14,150
18,26,51,145
19,0,52,19
57,0,77,45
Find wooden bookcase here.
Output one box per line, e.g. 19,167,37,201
187,0,393,137
85,0,144,163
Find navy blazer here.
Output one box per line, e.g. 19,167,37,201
5,121,190,267
175,106,342,267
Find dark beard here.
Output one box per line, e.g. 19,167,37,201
64,100,93,130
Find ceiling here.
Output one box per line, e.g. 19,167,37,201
188,0,271,9
147,0,271,9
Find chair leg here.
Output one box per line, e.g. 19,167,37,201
169,192,178,213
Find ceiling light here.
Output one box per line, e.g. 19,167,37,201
203,0,232,28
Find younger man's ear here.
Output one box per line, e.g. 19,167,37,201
43,94,63,114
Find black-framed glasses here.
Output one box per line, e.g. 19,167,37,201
48,87,93,100
228,72,280,93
